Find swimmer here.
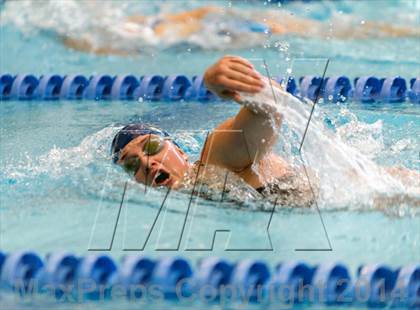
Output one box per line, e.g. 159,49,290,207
111,55,419,208
61,6,420,55
111,55,314,207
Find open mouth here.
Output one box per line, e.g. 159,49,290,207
154,170,170,185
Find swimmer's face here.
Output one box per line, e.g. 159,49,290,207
117,134,189,188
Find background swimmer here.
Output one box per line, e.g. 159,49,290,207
64,6,420,55
4,3,415,55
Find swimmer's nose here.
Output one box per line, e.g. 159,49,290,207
149,160,160,170
144,160,168,186
143,159,160,178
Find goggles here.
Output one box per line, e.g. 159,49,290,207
121,135,169,176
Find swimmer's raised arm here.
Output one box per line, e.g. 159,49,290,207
202,56,283,173
204,56,263,101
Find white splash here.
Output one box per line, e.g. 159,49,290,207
335,109,384,159
3,126,118,179
239,79,419,212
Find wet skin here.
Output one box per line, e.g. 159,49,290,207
117,56,289,190
118,134,189,188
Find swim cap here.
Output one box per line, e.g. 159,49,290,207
111,123,175,163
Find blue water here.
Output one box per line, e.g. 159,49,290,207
0,0,419,308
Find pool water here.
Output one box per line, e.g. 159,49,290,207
0,0,419,308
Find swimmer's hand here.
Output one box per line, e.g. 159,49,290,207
204,56,264,102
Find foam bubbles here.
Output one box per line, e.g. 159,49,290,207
238,80,419,214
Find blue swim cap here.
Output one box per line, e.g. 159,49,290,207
111,123,175,163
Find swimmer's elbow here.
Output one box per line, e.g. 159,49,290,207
62,36,92,53
61,36,130,56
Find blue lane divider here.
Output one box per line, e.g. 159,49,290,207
118,255,156,298
324,76,352,103
357,264,398,307
133,75,165,101
0,74,14,100
0,251,418,307
36,75,63,100
38,252,79,298
76,254,117,299
312,262,353,305
276,76,298,95
271,261,314,304
1,74,419,103
84,75,114,100
111,75,140,100
408,78,420,103
379,76,407,103
194,257,233,299
353,76,382,103
10,74,39,100
0,251,6,278
188,75,217,101
392,264,420,308
150,257,193,299
299,75,324,102
60,75,89,99
230,259,271,302
0,251,44,292
162,75,192,101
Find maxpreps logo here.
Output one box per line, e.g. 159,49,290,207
87,58,332,253
88,129,278,252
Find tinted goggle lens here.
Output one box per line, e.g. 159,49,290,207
123,157,140,175
121,136,165,175
143,136,164,156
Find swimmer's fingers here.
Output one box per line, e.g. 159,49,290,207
204,55,263,99
228,63,262,80
225,56,255,70
226,71,264,89
219,76,262,93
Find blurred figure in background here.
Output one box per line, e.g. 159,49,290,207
61,6,420,55
2,1,418,55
